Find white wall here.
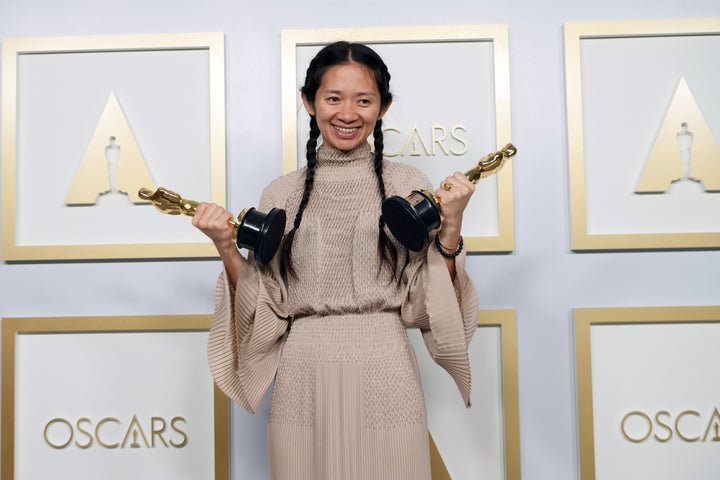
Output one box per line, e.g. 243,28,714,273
1,1,719,479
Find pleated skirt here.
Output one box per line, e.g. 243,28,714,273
267,311,431,480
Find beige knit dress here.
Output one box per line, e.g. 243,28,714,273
207,143,478,480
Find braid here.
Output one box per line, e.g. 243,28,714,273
295,118,320,227
280,116,320,277
373,120,387,199
374,120,401,281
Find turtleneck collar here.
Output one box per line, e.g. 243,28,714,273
316,142,372,166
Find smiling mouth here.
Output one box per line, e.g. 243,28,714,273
333,125,359,135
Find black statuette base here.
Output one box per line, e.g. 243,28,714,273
237,207,287,265
381,190,441,252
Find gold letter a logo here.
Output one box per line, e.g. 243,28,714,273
635,77,720,193
65,93,156,205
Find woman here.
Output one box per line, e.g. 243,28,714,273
193,41,478,480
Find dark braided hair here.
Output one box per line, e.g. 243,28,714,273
280,41,400,278
373,118,400,277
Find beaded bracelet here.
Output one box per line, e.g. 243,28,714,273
434,232,464,258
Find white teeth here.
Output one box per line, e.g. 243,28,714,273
334,126,358,134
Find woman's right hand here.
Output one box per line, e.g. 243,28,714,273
192,202,235,247
192,202,245,285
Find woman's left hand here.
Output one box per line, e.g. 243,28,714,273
434,172,474,277
434,172,475,233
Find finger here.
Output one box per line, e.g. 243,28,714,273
444,175,472,199
191,203,209,227
209,205,231,222
441,174,459,193
194,203,224,228
451,172,474,189
193,202,208,217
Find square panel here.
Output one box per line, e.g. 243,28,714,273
575,306,720,480
1,33,226,260
565,19,720,250
1,315,229,480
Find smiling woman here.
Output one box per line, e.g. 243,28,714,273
301,62,391,152
193,41,480,480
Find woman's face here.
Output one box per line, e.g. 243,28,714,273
302,62,391,152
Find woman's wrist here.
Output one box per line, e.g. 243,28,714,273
436,233,460,251
434,231,463,258
213,236,238,256
438,222,462,248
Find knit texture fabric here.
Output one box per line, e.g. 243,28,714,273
207,143,478,480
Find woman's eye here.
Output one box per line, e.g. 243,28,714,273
327,96,340,103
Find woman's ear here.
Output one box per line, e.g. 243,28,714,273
301,93,316,116
378,97,393,120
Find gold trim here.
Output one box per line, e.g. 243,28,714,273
574,306,720,480
426,309,520,479
1,315,229,480
429,433,452,479
281,25,514,253
1,33,226,260
564,19,720,251
479,309,522,480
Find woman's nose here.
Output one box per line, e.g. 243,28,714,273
336,102,357,120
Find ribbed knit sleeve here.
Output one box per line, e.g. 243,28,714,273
207,266,290,413
401,246,478,407
207,176,298,413
400,238,478,408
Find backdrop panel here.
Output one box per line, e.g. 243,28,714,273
1,33,226,260
1,315,229,480
575,306,720,480
564,19,720,250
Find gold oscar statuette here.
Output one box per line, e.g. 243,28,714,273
381,143,517,251
138,187,286,265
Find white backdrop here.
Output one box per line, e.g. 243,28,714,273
2,1,720,479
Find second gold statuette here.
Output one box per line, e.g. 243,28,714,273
138,187,286,265
381,143,517,251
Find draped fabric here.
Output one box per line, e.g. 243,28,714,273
207,143,478,479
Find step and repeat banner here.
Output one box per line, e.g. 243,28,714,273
0,26,521,480
2,16,719,480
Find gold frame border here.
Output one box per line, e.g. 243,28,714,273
574,306,720,480
1,32,226,260
479,309,522,480
1,314,229,480
429,309,520,479
564,18,720,251
280,25,515,253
